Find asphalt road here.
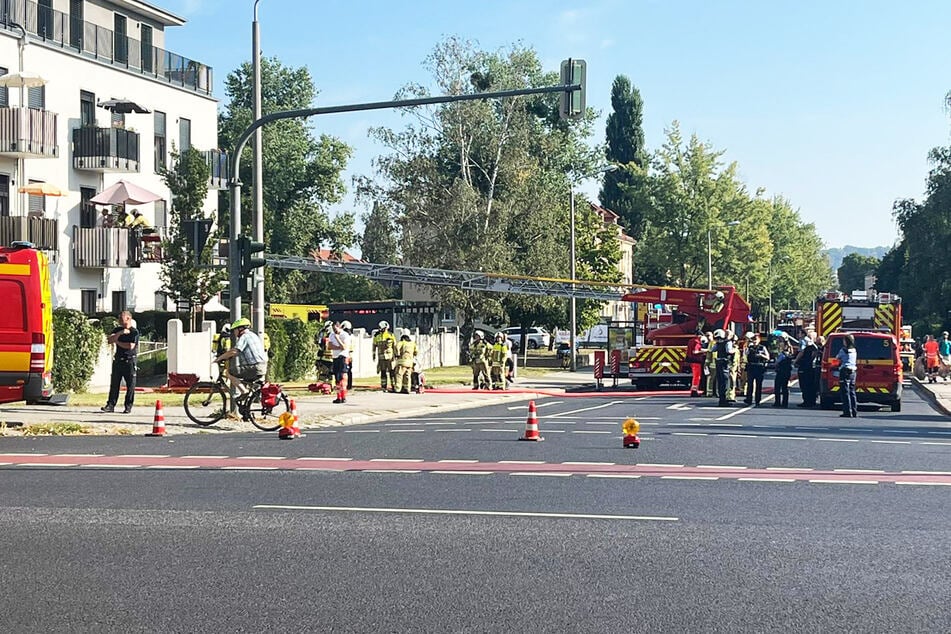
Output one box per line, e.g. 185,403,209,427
1,381,949,632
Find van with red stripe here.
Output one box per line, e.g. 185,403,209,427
0,242,54,404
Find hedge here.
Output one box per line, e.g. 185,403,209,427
265,317,290,381
263,317,320,382
52,308,103,393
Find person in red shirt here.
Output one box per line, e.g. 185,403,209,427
924,334,940,383
687,330,706,397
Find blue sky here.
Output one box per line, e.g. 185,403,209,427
161,0,951,250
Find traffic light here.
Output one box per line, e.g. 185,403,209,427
238,235,266,276
559,58,586,120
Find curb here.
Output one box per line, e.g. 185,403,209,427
909,378,951,417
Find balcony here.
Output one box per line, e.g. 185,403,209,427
72,226,164,268
72,127,139,173
202,149,229,189
0,216,58,250
0,107,59,158
0,0,213,96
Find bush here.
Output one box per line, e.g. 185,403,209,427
265,317,289,382
282,319,319,381
52,308,103,393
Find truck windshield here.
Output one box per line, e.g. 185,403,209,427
854,338,893,360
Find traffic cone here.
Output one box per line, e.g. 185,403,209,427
519,400,544,442
622,417,640,449
278,399,300,439
146,400,166,437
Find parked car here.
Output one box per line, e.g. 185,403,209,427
502,326,551,349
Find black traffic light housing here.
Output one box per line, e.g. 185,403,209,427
238,235,266,276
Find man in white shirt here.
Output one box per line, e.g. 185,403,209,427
328,321,352,403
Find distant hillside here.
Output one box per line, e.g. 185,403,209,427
823,245,890,271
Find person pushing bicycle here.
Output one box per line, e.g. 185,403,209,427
214,318,268,396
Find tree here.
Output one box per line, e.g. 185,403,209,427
837,253,880,292
360,201,399,265
160,147,223,330
600,75,648,238
217,57,353,302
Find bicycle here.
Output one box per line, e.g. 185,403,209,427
183,362,290,431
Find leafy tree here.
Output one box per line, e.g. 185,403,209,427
217,57,353,302
160,147,223,330
837,253,880,292
360,201,399,265
600,75,648,238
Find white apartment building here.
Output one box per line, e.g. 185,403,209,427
0,0,224,314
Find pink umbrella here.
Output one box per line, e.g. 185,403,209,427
89,180,163,205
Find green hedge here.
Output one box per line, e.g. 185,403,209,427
265,317,290,381
264,318,319,382
52,308,103,393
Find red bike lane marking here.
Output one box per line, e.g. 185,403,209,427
3,454,951,484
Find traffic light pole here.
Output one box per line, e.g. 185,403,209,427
228,81,582,323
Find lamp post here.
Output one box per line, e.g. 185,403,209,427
251,0,265,336
706,220,740,289
569,164,617,372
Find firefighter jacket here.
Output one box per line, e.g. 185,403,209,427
490,342,507,367
470,340,489,364
396,340,417,368
373,330,396,361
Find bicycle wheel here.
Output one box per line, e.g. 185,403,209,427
183,381,229,426
246,388,290,431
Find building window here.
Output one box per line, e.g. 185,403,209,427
141,25,153,73
111,291,127,313
0,67,7,107
0,174,9,218
80,187,97,228
81,290,98,315
69,0,84,50
27,181,45,216
154,111,166,172
38,0,54,39
179,117,191,153
441,308,456,322
27,86,45,110
80,90,95,127
114,14,128,64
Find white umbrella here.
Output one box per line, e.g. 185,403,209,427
0,72,47,88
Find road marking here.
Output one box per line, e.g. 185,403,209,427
299,457,353,461
180,455,228,459
438,459,478,463
294,467,344,472
571,430,611,435
369,458,423,463
146,465,199,469
715,406,751,421
738,477,796,483
562,461,616,466
511,472,573,477
390,429,425,433
716,433,758,438
766,467,813,472
900,470,951,475
479,428,517,432
345,430,381,433
430,470,492,476
921,442,951,446
672,432,706,436
871,440,910,444
83,464,139,469
808,479,878,485
585,474,641,479
24,463,75,467
117,454,169,458
638,463,684,468
252,504,679,522
833,469,885,473
896,482,951,487
237,456,286,460
768,436,808,440
222,466,278,471
697,465,748,470
550,401,626,418
667,403,691,411
363,469,422,474
661,476,719,481
499,460,545,464
817,438,859,443
0,453,47,456
586,422,619,426
435,429,471,432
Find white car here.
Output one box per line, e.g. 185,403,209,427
502,326,551,349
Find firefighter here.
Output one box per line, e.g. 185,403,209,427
727,331,741,403
470,331,490,390
395,333,417,394
315,320,334,383
743,332,770,406
489,332,507,390
703,331,717,397
372,320,397,392
736,332,753,398
713,329,734,407
686,329,705,397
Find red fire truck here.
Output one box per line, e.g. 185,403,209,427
623,285,752,389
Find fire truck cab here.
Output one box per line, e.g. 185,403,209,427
815,290,903,412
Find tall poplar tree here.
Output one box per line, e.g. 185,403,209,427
600,75,648,238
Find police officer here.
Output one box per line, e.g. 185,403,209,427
372,320,397,392
713,329,734,407
470,331,490,390
101,310,139,413
743,333,770,406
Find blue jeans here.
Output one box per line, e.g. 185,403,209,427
840,372,857,416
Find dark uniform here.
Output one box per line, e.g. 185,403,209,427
104,324,139,413
714,335,734,406
743,339,770,405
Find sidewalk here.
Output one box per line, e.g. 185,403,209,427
0,372,595,436
910,376,951,416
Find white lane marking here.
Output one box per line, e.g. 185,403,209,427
254,504,679,522
550,401,626,418
544,429,566,433
586,474,641,479
430,470,492,475
715,405,752,421
817,438,859,443
345,430,381,433
768,436,808,440
180,455,229,459
299,457,353,461
673,432,706,436
833,469,885,473
896,482,951,487
572,430,611,435
562,461,616,466
661,476,719,481
871,440,910,445
237,456,287,460
697,465,748,470
499,460,545,464
363,469,422,474
146,465,200,470
586,422,620,426
294,468,344,472
738,477,796,483
82,464,139,469
438,459,478,463
55,453,102,457
117,454,170,458
920,442,951,446
638,463,684,468
369,459,423,463
390,429,425,433
222,466,278,471
635,397,651,401
511,472,573,477
0,453,48,456
716,433,758,438
435,429,471,432
808,479,878,485
23,463,76,467
900,470,951,475
480,428,519,433
926,431,951,435
766,467,813,472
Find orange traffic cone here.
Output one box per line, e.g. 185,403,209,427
519,400,544,442
146,400,166,437
278,399,300,439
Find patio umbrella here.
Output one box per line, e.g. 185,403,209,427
18,183,63,196
98,98,151,114
0,71,47,88
89,180,163,205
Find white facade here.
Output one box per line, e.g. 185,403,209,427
0,0,220,313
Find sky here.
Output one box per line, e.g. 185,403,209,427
160,0,951,250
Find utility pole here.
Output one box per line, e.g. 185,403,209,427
251,0,265,335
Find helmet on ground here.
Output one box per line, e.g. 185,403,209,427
713,329,725,340
231,317,251,330
341,320,352,331
379,320,389,329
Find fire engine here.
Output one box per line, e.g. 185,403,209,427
815,289,903,411
622,286,752,389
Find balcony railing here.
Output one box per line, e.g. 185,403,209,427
1,0,213,96
202,149,229,189
72,126,140,173
0,107,58,157
0,216,58,250
73,226,162,268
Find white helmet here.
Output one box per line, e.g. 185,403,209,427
379,320,389,329
713,329,726,340
474,330,484,339
340,320,352,331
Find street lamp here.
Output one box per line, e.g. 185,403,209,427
251,0,265,335
706,220,740,289
570,163,618,372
